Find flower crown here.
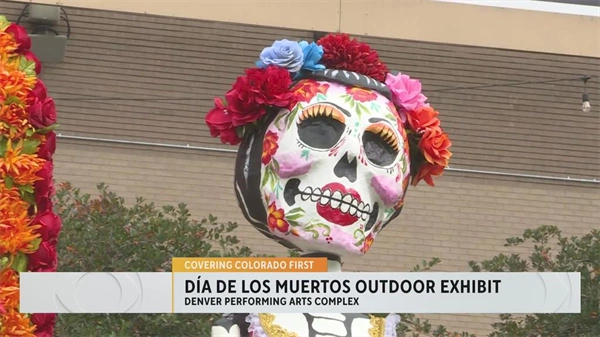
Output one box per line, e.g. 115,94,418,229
205,33,452,187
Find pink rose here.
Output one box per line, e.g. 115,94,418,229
385,72,429,121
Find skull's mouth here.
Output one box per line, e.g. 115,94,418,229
284,178,379,229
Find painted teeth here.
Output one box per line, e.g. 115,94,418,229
297,186,373,219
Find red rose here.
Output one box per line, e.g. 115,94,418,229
225,66,294,126
37,132,57,160
255,66,294,107
34,161,55,212
31,313,56,337
28,241,58,272
225,76,266,126
23,50,43,75
31,80,48,102
317,33,388,82
205,98,242,145
5,23,31,52
32,210,62,243
28,98,57,128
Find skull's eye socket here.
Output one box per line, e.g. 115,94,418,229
297,103,346,150
363,123,400,167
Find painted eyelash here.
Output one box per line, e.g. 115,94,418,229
297,140,306,149
298,104,346,124
365,123,400,152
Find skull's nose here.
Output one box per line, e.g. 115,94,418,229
334,152,358,183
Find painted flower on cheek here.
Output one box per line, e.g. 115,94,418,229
292,79,330,103
261,131,279,165
267,202,290,233
346,87,377,102
361,233,375,253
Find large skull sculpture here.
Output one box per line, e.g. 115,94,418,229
234,70,410,257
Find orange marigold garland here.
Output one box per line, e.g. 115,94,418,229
0,16,60,337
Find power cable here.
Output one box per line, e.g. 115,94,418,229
51,75,597,102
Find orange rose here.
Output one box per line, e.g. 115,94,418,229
419,127,452,167
261,131,279,165
346,87,377,102
267,202,290,233
292,79,330,103
411,163,445,187
406,106,440,132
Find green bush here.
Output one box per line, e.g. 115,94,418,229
53,183,599,337
54,182,255,337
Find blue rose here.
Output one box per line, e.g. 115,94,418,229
299,41,325,71
256,39,304,72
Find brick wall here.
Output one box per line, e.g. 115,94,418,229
3,1,599,334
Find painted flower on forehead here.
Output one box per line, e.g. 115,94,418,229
385,72,429,121
256,39,304,73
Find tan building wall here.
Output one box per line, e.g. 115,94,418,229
3,1,600,334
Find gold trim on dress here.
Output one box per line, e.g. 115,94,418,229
368,315,385,337
258,313,299,337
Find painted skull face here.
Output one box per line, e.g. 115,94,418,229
235,74,411,257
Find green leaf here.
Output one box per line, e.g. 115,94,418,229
19,184,34,194
370,101,381,112
305,229,319,239
287,219,300,227
12,253,29,272
0,137,8,156
4,95,21,105
21,191,36,205
30,238,42,252
301,148,310,160
5,176,14,189
260,166,271,188
284,106,300,130
272,158,280,172
21,138,41,155
316,93,327,102
0,255,9,269
0,16,9,30
25,128,35,137
34,124,59,135
286,213,303,221
314,223,331,236
273,113,286,131
287,207,304,216
19,55,36,77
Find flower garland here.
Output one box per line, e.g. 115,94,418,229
205,33,452,186
0,16,60,337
